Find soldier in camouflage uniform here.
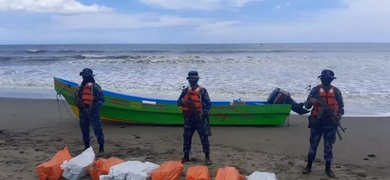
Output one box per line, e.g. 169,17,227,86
302,69,344,178
74,68,106,157
177,71,212,165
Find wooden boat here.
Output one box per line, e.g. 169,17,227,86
54,77,291,125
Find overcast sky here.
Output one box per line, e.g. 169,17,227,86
0,0,389,44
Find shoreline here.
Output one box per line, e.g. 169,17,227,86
0,98,389,179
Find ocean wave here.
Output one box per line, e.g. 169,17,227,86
77,55,215,64
1,54,142,62
120,50,173,53
55,49,173,54
181,49,294,54
73,54,146,59
180,49,339,54
0,56,13,61
26,49,47,53
57,50,106,53
11,56,66,62
17,49,342,56
0,54,205,63
0,54,325,64
73,54,207,63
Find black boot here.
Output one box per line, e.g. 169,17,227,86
181,153,190,162
97,144,105,157
302,160,312,174
84,142,90,151
325,161,336,178
205,153,212,165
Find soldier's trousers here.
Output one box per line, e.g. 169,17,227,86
307,120,337,162
183,115,210,154
79,108,105,146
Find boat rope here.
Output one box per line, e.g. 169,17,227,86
55,87,96,140
25,85,79,134
57,91,95,140
55,84,79,122
23,83,95,141
56,92,80,122
24,94,64,134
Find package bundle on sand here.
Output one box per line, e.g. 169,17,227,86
88,157,125,180
151,161,184,180
214,166,244,180
36,146,73,180
185,165,210,180
61,147,95,180
100,161,160,180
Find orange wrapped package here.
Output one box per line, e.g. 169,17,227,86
215,166,244,180
151,160,184,180
36,146,73,180
186,165,210,180
88,157,125,180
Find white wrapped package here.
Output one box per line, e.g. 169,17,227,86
126,161,159,180
246,171,278,180
61,147,95,180
106,161,143,180
100,161,160,180
99,174,113,180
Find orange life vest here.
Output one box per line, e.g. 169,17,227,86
311,85,339,118
180,86,203,112
79,83,94,107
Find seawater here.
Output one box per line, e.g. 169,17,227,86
0,43,389,117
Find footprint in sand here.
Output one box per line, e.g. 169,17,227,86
356,172,367,177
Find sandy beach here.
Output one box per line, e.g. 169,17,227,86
0,97,389,180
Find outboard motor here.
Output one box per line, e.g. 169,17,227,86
266,88,310,115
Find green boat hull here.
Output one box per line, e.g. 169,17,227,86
54,77,291,125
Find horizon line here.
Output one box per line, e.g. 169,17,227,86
1,42,390,45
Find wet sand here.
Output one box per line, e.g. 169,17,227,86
0,97,389,179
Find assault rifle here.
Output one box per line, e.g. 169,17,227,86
312,92,346,140
205,115,212,136
187,94,212,136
